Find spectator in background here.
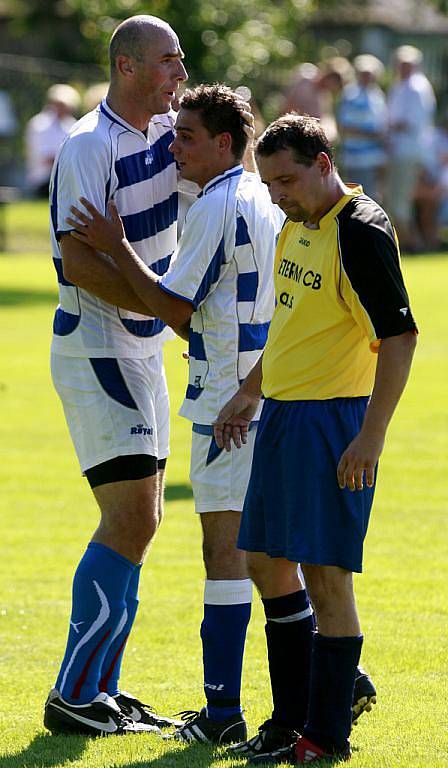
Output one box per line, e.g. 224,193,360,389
82,81,109,113
337,54,387,202
0,90,17,185
413,109,448,251
282,57,353,144
385,45,436,252
25,84,80,198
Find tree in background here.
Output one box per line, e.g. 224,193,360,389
5,0,317,116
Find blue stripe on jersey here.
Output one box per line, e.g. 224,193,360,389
189,330,207,361
53,257,74,287
186,384,203,400
205,166,244,194
239,322,270,352
151,253,172,276
89,358,138,410
122,191,178,244
121,317,166,338
192,237,226,309
237,272,258,302
53,308,80,336
115,131,175,189
236,216,251,246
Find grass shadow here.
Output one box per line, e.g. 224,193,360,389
0,287,57,307
165,483,193,502
122,741,218,768
0,731,89,768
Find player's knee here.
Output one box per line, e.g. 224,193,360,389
304,565,354,614
202,538,245,579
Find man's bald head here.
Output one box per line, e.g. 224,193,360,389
109,15,174,74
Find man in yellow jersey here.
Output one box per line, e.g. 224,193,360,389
214,114,417,764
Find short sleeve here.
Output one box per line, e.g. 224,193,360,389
337,199,417,344
52,131,111,239
159,198,229,310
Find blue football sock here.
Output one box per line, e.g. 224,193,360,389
55,542,135,704
201,579,252,721
263,590,315,730
304,633,363,752
99,563,142,696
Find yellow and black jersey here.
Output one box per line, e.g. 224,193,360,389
262,187,417,401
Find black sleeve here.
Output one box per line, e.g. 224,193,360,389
337,196,417,339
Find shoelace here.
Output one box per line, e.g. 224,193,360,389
116,710,135,728
175,710,201,725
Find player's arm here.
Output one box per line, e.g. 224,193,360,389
213,355,263,451
60,235,155,315
337,331,416,491
336,212,418,491
67,198,193,332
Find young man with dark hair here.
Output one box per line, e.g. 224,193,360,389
45,15,188,736
65,83,284,744
214,113,417,764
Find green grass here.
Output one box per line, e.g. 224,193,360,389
0,203,447,767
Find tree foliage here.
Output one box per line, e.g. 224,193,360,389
10,0,317,100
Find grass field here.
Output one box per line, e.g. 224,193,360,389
0,202,447,767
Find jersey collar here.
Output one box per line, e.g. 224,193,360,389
100,99,149,139
316,184,363,229
201,164,244,196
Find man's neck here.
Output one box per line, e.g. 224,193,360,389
106,89,154,132
198,160,241,190
304,176,347,228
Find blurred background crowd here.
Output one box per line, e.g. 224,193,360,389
1,0,448,253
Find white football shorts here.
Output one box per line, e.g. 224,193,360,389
190,423,257,513
51,351,170,473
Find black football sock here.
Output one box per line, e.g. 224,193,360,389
262,590,314,731
304,633,363,752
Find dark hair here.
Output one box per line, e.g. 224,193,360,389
256,113,334,166
180,84,249,161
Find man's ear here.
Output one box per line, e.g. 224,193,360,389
217,131,232,154
315,151,332,176
115,55,135,78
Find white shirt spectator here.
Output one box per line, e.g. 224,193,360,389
388,71,436,161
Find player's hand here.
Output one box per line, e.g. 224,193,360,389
67,198,125,255
235,97,255,141
337,430,385,491
213,392,260,451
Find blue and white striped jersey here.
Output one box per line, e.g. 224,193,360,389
338,84,387,170
50,99,177,358
160,166,285,424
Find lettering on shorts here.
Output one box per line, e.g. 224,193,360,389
130,423,154,436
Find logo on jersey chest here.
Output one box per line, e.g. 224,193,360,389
278,257,322,290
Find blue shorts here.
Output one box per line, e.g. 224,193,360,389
238,397,376,573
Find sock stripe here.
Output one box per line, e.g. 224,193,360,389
59,579,110,696
268,606,314,623
204,578,253,606
99,633,130,693
71,628,111,700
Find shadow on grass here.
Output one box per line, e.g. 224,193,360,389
1,735,222,768
0,732,89,767
165,483,193,502
0,287,57,307
122,741,218,768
